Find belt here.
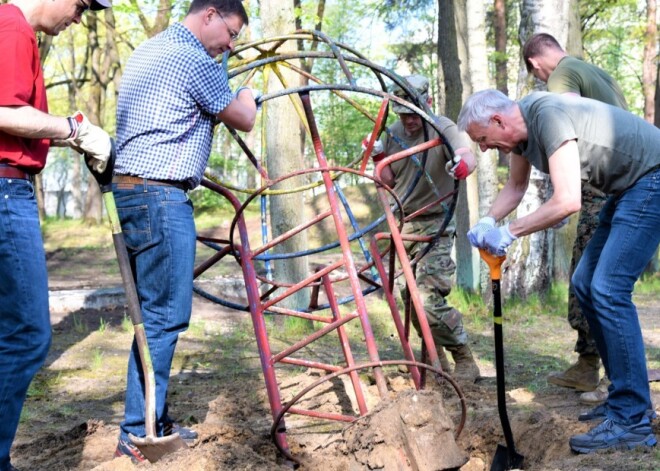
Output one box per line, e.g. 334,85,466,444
112,175,189,191
0,164,33,181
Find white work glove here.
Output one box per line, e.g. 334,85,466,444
236,86,262,111
445,154,469,179
482,223,518,256
361,133,385,162
467,216,496,248
65,111,112,173
552,217,569,229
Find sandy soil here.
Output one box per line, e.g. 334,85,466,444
10,248,660,471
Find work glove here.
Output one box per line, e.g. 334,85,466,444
482,223,517,256
467,216,496,248
235,86,262,111
65,111,112,173
361,133,385,162
445,154,469,179
552,217,569,229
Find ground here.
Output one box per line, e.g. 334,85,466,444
11,245,660,471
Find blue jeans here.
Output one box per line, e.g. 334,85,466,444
0,178,51,470
572,168,660,425
113,183,195,440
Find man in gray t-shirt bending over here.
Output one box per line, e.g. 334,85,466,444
458,90,659,454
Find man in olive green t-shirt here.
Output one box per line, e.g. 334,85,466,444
363,75,480,381
523,33,628,403
458,89,660,454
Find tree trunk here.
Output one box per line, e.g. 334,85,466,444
452,0,494,292
642,0,657,125
261,0,310,312
509,0,577,298
493,0,508,96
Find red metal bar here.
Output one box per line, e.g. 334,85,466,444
359,98,389,173
369,238,422,388
299,91,388,398
322,274,368,415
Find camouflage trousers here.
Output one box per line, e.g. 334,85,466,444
568,184,606,357
398,217,467,348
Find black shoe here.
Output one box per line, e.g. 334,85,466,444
579,403,657,422
164,422,198,442
114,437,147,463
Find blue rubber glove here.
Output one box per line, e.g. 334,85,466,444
467,216,496,248
482,223,517,256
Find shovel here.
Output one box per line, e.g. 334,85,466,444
479,249,524,471
85,146,188,462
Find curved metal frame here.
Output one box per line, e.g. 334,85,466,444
192,30,465,463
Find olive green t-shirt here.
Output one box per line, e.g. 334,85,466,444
513,92,660,195
381,117,471,217
547,56,628,110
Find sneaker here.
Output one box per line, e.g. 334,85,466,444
579,403,657,422
570,417,657,453
164,422,198,442
114,437,147,463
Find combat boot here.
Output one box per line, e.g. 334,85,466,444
580,376,610,404
547,354,600,391
447,344,480,381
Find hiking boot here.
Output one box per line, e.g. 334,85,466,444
578,403,657,422
579,377,610,405
114,437,147,463
569,417,657,453
547,354,600,391
447,344,480,381
164,422,198,443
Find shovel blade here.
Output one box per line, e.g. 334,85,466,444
129,432,188,463
490,444,524,471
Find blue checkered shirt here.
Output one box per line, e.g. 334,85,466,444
115,22,233,189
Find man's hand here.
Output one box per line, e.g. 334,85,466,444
482,224,517,256
445,155,469,179
467,216,496,247
361,133,385,162
65,111,112,173
235,86,262,111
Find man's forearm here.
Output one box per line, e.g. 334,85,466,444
0,106,69,139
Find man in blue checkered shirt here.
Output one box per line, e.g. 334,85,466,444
112,0,257,462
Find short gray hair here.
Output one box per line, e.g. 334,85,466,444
457,90,516,132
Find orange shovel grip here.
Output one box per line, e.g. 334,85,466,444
479,249,506,281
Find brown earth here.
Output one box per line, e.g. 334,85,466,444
10,246,660,471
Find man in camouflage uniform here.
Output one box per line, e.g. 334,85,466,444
364,75,479,380
523,33,628,403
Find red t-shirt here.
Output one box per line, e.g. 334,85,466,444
0,4,49,172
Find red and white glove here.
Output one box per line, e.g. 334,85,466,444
65,111,112,173
445,154,469,179
361,133,385,162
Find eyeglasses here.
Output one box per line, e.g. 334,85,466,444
75,0,90,16
217,13,240,42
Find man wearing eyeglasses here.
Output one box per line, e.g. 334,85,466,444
112,0,258,462
0,0,111,470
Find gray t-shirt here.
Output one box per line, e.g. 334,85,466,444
513,92,660,195
381,117,471,217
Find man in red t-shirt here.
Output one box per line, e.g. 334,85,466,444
0,0,112,469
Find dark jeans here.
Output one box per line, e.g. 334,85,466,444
0,179,51,470
113,183,196,440
573,169,660,424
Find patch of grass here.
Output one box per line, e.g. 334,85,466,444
98,317,107,334
42,218,112,250
121,312,132,333
187,320,207,337
636,272,660,295
91,348,104,370
72,313,88,334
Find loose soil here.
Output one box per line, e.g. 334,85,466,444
11,246,660,471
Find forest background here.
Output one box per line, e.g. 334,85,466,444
10,0,660,298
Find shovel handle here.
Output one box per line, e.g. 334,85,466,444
479,249,506,281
